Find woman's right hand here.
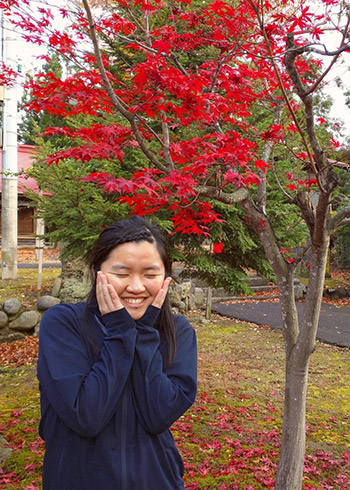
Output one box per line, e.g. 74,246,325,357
96,271,124,316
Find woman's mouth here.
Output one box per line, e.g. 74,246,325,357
122,298,146,307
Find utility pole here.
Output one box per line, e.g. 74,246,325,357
1,13,18,279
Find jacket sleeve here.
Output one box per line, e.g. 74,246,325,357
37,304,137,438
131,306,197,434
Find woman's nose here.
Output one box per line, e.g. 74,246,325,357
126,275,146,292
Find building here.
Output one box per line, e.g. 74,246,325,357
0,144,39,238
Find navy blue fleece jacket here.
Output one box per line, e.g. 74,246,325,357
37,302,197,490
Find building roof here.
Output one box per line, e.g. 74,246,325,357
0,144,40,195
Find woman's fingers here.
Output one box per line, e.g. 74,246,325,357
96,271,123,315
152,277,172,309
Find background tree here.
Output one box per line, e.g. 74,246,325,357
18,51,67,145
2,0,350,488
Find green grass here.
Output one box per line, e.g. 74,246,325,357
0,268,61,305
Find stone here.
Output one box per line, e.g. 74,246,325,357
168,284,181,307
58,254,91,303
37,295,61,311
294,280,306,300
9,311,41,331
58,278,91,303
51,277,62,298
0,311,8,329
194,287,205,308
338,286,348,298
244,275,268,287
178,300,187,313
0,330,26,343
3,298,21,316
188,291,196,311
0,435,12,464
33,323,40,338
180,281,192,300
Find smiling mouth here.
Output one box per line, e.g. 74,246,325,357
122,298,146,306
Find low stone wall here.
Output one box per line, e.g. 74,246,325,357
0,296,60,343
0,281,205,343
323,286,350,300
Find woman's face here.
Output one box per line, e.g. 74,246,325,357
100,240,166,320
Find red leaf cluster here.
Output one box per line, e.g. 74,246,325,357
0,337,38,367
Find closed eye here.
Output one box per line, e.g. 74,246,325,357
106,272,129,278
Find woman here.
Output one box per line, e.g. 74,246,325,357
37,216,197,490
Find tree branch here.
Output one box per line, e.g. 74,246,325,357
249,1,324,192
328,206,350,231
197,185,249,204
284,33,327,192
256,100,283,212
81,0,168,173
305,16,350,95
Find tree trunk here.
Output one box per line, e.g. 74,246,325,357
275,236,330,489
275,353,309,489
241,194,331,488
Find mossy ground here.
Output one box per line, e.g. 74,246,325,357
0,268,60,307
1,311,350,489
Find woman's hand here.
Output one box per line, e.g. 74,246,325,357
152,276,173,309
96,271,124,316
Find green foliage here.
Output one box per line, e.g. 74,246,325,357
334,225,350,269
19,51,67,145
173,201,274,293
332,164,350,269
26,144,131,260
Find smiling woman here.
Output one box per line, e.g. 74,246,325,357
99,241,166,320
36,216,197,490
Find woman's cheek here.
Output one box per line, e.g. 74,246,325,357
109,277,122,293
153,277,165,294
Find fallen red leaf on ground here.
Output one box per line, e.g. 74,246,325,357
0,337,39,367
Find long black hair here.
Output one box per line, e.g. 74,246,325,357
86,216,176,366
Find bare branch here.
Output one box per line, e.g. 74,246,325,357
328,205,350,231
270,159,294,202
197,186,249,204
305,16,350,95
256,100,284,211
284,33,327,191
161,120,174,169
338,218,350,227
285,41,350,59
143,12,151,47
249,1,324,191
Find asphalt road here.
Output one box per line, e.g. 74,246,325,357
212,301,350,348
0,263,61,269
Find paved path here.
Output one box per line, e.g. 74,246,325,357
0,263,61,269
212,301,350,348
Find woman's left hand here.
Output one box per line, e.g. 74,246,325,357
152,277,173,309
